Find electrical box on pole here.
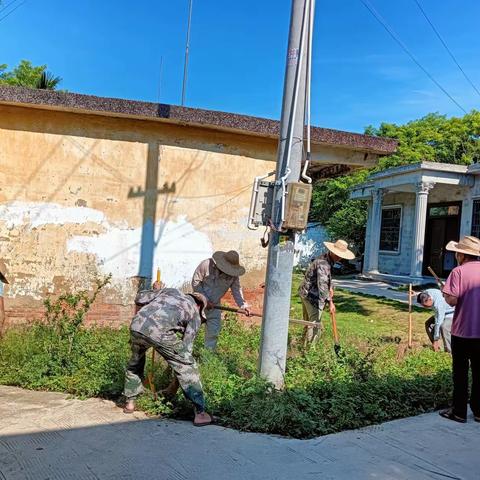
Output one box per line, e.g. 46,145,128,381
282,182,312,230
247,177,275,230
248,180,312,231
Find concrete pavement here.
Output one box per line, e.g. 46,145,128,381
334,278,412,304
0,385,479,479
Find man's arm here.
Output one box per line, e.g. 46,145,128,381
316,260,331,303
443,294,457,307
442,268,460,307
230,277,250,314
182,319,200,354
192,260,208,292
432,300,447,341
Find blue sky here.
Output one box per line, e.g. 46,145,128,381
1,0,479,132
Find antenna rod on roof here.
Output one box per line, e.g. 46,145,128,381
157,56,163,103
181,0,193,106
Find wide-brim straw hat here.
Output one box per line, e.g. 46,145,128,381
212,250,246,277
323,239,355,260
187,292,208,321
446,235,480,257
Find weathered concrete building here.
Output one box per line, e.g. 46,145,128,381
0,86,396,326
351,161,480,283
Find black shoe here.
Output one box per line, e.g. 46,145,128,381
439,408,467,423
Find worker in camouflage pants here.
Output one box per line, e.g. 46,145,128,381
123,287,212,426
299,239,355,344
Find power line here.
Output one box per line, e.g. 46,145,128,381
360,0,467,114
0,0,26,23
0,0,21,14
181,0,193,106
413,0,480,99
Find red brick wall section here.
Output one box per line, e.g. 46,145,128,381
4,307,44,326
4,288,265,329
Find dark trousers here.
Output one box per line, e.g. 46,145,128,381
451,335,480,419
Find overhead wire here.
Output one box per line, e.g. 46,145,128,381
359,0,467,114
413,0,480,99
301,0,314,184
0,0,21,14
0,0,26,23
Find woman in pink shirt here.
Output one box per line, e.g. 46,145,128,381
440,236,480,423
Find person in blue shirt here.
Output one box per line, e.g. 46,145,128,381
417,289,454,353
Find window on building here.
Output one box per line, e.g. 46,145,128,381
472,199,480,238
379,206,402,252
429,205,460,217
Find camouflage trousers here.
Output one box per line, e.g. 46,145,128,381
124,330,205,412
301,297,325,344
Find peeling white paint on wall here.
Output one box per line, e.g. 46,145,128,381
67,215,213,289
295,223,328,267
0,201,107,229
0,201,213,299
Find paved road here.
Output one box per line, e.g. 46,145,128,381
0,386,478,479
334,278,412,304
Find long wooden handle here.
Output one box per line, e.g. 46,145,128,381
427,266,444,288
213,305,321,328
214,305,262,317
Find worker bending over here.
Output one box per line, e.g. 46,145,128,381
192,250,250,350
123,287,212,426
417,289,454,353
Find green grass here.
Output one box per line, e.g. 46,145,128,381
0,276,452,438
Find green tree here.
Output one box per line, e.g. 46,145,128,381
309,170,369,253
366,111,480,168
311,111,480,254
0,60,62,90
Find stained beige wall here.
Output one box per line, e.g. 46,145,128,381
0,105,276,325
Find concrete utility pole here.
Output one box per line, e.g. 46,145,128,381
181,0,193,106
259,0,313,388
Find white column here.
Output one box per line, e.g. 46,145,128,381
367,188,383,273
460,196,473,237
363,199,373,273
410,181,434,277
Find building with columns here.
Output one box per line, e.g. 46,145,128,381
351,162,480,282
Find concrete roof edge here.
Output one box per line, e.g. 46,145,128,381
368,161,469,181
0,85,397,155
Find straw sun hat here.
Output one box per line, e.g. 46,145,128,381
323,239,355,260
446,235,480,257
212,250,246,277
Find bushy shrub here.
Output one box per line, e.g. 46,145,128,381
0,299,453,438
0,276,130,397
139,315,452,438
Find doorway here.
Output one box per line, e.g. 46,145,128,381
423,202,462,277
